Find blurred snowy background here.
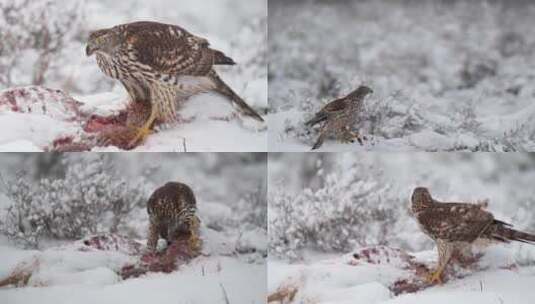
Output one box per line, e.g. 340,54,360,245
269,152,535,259
0,153,267,303
269,0,535,152
268,153,535,303
0,0,267,151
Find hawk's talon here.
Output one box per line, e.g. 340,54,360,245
349,130,365,146
127,126,154,148
339,136,355,144
95,125,139,149
339,129,365,145
425,267,444,285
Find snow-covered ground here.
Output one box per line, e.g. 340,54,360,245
79,87,267,152
268,0,535,152
0,0,267,152
268,153,535,303
0,153,267,303
269,244,535,304
0,230,266,304
0,86,266,152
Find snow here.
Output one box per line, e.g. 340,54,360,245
0,154,267,303
237,228,268,254
0,78,266,153
0,112,79,150
0,140,42,152
83,90,267,152
269,153,535,303
269,245,535,304
268,0,535,152
0,0,267,152
0,228,266,304
388,269,535,304
1,262,264,304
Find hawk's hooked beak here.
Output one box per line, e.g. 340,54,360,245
85,44,97,57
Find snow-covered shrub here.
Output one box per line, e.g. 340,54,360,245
233,183,268,260
32,153,67,180
497,31,526,58
269,0,535,151
270,153,535,257
222,14,268,113
453,99,482,134
0,171,41,248
269,160,404,260
0,154,148,248
513,198,535,233
459,53,499,90
236,183,267,231
468,123,535,152
0,0,85,88
231,16,267,77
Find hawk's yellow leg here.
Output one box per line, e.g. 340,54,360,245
187,216,202,255
339,127,364,145
426,265,445,284
426,240,453,284
128,106,156,147
127,84,179,147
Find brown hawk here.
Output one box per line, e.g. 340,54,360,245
146,182,200,253
305,85,372,150
86,21,264,148
411,187,535,284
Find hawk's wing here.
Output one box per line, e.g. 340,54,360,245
119,21,226,76
320,98,348,114
416,202,494,242
305,98,347,126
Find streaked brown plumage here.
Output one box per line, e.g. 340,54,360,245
146,182,199,253
411,187,535,284
86,21,264,148
305,85,372,150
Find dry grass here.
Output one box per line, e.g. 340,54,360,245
0,257,39,288
267,284,298,303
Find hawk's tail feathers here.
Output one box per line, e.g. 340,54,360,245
212,50,236,65
311,131,326,150
488,220,535,244
305,113,327,127
210,72,264,122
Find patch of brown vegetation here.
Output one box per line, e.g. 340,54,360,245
0,258,38,288
268,284,299,303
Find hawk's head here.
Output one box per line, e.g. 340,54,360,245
411,187,434,214
348,85,373,99
86,29,120,56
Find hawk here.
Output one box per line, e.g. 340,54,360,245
411,187,535,284
146,182,199,253
305,85,372,150
86,21,264,148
